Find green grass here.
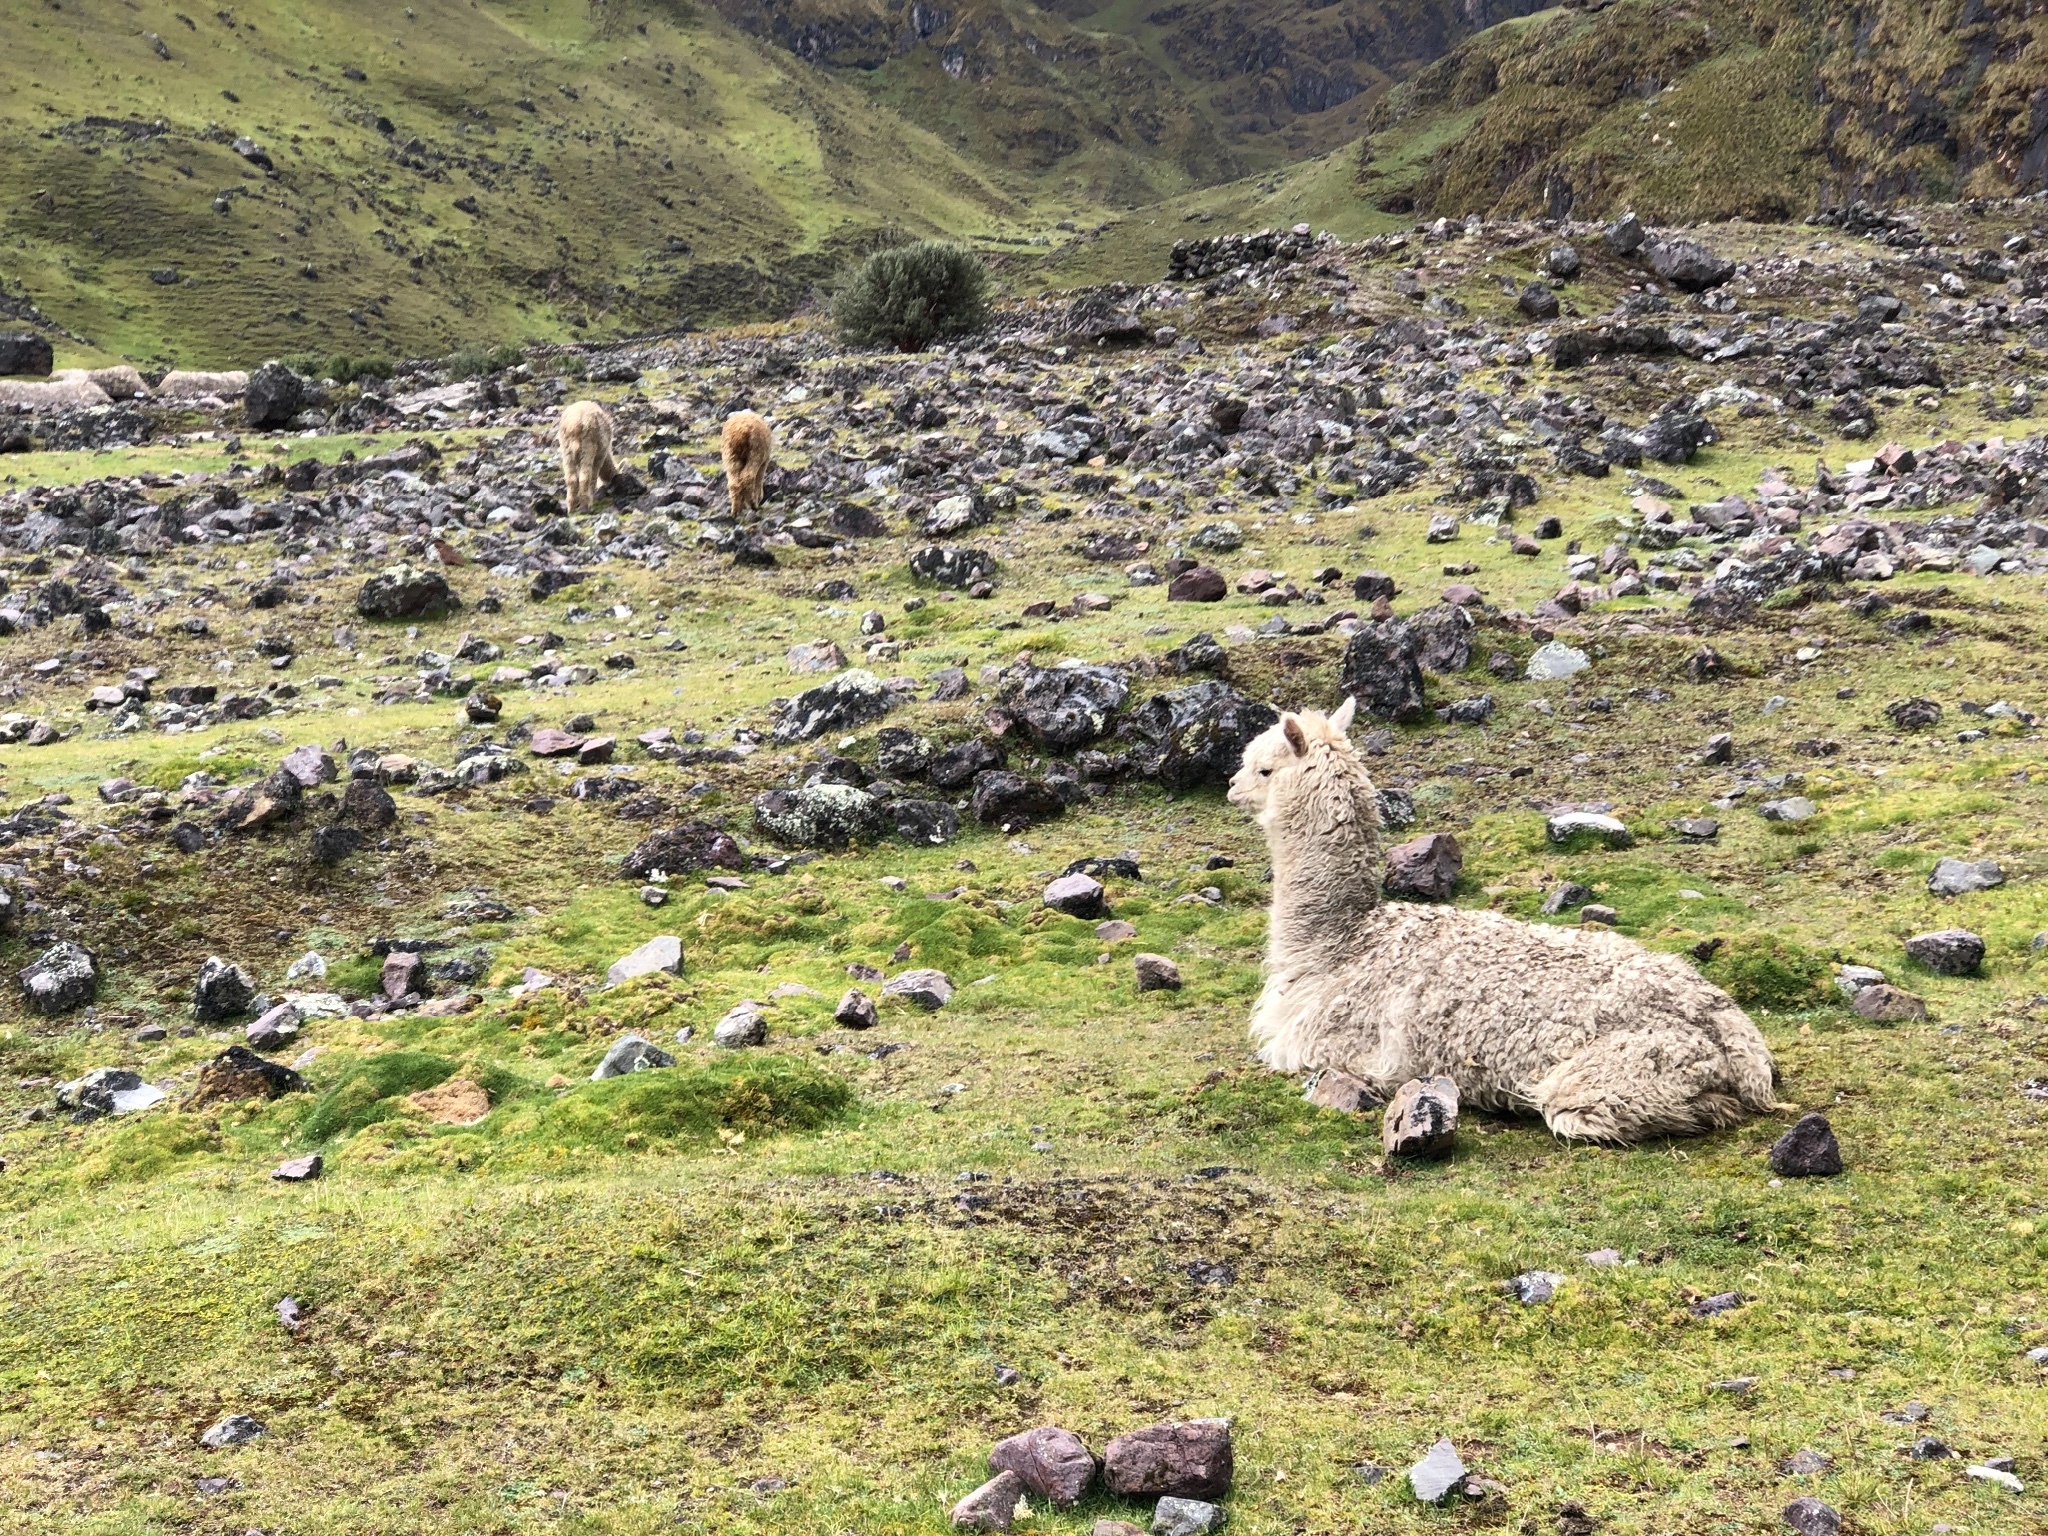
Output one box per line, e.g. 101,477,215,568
2,298,2048,1531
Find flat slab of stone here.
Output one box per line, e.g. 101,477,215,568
1546,810,1631,847
1928,856,2003,896
950,1470,1024,1531
607,934,683,986
1852,983,1926,1022
1408,1438,1467,1503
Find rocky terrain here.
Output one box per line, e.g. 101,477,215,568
3,203,2048,1532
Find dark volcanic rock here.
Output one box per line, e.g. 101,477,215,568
311,824,363,864
1122,681,1278,790
971,770,1065,829
773,668,897,744
1340,619,1426,723
244,360,305,428
337,777,398,829
909,545,995,588
193,956,257,1021
995,663,1129,750
1768,1113,1843,1177
928,737,1005,791
1906,928,1984,976
620,823,745,878
886,796,958,846
0,333,55,377
357,564,458,620
1409,602,1475,674
1102,1418,1233,1501
190,1044,307,1108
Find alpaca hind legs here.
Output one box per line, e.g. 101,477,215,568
1531,1030,1750,1144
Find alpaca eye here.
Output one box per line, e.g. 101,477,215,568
1258,769,1271,777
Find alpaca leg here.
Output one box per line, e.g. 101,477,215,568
1531,1030,1753,1144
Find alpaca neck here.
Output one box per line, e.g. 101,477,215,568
1264,768,1384,966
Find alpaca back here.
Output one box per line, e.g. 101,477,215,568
558,401,615,512
721,411,772,515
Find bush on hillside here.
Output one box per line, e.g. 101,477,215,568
284,353,393,386
447,341,524,380
833,241,990,351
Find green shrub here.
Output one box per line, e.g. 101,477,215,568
446,341,524,380
282,353,394,385
1697,933,1831,1011
833,241,990,351
299,1052,458,1143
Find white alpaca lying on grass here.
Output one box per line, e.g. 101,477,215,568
1228,699,1777,1143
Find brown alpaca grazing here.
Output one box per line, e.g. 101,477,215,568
721,410,772,517
558,400,618,514
1229,699,1778,1144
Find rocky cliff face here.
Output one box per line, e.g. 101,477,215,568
1359,0,2048,223
708,0,1547,191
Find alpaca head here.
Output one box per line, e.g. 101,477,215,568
1228,696,1372,836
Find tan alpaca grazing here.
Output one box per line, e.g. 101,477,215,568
558,400,619,514
720,410,772,517
1229,699,1777,1143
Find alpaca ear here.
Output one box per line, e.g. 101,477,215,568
1329,696,1357,734
1282,714,1308,756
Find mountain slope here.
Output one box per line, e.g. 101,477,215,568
1355,0,2048,223
702,0,1548,202
0,0,1026,365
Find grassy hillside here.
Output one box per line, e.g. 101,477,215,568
1355,0,2048,223
0,0,1033,366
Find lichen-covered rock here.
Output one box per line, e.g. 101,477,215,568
971,770,1066,829
1121,681,1278,791
910,545,996,588
753,784,891,849
1339,620,1426,724
994,663,1130,750
1102,1418,1233,1500
20,940,97,1015
772,668,898,744
988,1425,1099,1507
193,956,257,1021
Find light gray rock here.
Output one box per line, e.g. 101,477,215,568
20,940,97,1015
834,988,878,1029
1043,872,1107,918
1526,640,1589,680
1546,810,1631,847
1760,796,1817,822
607,935,684,985
883,968,953,1009
1504,1270,1565,1304
1152,1497,1225,1536
200,1413,266,1449
591,1033,674,1079
1928,857,2004,896
950,1470,1024,1530
1407,1438,1467,1504
713,1002,768,1048
1833,964,1885,997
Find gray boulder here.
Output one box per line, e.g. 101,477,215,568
357,564,458,620
1646,238,1736,291
591,1033,674,1079
1929,857,2003,896
882,968,953,1009
20,940,97,1015
193,956,257,1021
909,545,996,588
1383,832,1462,901
245,360,305,427
0,332,55,377
1339,620,1426,724
772,668,897,744
753,784,890,849
713,1002,768,1048
199,1413,266,1449
607,935,683,985
1906,928,1985,976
